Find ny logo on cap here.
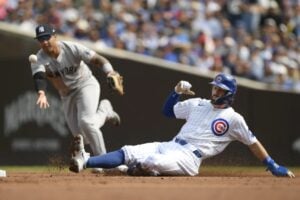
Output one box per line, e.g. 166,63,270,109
38,26,45,33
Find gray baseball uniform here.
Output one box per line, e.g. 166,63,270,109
31,41,109,155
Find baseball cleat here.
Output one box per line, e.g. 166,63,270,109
69,150,90,173
99,99,121,126
91,168,104,174
102,165,129,175
70,134,89,173
116,165,129,173
71,134,85,156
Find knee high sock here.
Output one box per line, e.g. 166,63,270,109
86,149,125,168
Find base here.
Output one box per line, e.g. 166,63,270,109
0,169,6,177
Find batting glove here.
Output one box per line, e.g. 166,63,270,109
174,81,195,95
263,157,295,178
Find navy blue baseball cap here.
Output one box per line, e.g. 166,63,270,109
35,24,56,39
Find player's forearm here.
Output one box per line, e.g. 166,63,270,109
90,54,113,73
162,91,180,118
33,72,47,92
248,141,269,161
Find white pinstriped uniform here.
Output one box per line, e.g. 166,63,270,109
31,41,109,156
122,97,257,176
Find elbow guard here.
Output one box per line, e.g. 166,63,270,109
33,72,47,92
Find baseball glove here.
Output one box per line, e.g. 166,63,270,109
107,71,124,95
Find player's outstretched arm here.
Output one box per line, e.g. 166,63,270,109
248,141,295,178
90,54,114,74
32,71,49,109
90,54,124,95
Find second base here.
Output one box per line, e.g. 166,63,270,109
0,169,6,177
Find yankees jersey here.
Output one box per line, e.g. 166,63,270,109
31,41,96,96
174,98,257,158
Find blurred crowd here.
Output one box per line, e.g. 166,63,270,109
1,0,300,91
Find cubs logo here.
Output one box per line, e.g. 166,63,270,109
215,75,223,83
211,118,229,136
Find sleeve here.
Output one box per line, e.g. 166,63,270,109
33,71,47,92
73,42,96,64
162,91,180,118
31,61,45,75
230,114,258,145
174,98,202,119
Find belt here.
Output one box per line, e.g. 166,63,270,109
175,138,202,158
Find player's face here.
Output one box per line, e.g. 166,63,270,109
38,35,58,56
211,85,226,101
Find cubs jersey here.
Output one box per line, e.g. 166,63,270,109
31,41,96,96
174,98,257,158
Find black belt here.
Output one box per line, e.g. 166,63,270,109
175,138,202,158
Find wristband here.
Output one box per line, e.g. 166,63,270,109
103,63,113,74
172,90,181,96
263,156,279,169
263,156,274,166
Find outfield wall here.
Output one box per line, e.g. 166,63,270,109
0,23,299,166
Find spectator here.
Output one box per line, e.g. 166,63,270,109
2,0,300,92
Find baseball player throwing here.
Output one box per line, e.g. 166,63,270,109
29,24,122,163
69,73,295,177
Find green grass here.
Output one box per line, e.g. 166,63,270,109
0,165,69,172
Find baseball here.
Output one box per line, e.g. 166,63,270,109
29,54,37,63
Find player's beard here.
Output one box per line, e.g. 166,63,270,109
211,94,219,104
211,94,226,106
211,98,218,105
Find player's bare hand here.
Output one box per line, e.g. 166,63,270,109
36,90,50,109
287,170,295,178
175,80,195,95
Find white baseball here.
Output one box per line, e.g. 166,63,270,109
29,54,37,63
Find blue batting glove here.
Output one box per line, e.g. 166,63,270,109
263,157,295,178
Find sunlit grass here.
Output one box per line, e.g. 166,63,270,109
0,165,69,172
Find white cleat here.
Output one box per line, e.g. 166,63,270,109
69,150,90,173
116,165,129,173
102,165,129,175
69,134,90,173
91,168,104,174
91,165,128,174
99,99,121,126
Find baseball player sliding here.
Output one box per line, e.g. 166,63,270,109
69,73,295,177
29,24,125,172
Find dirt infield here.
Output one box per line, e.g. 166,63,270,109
0,168,299,200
